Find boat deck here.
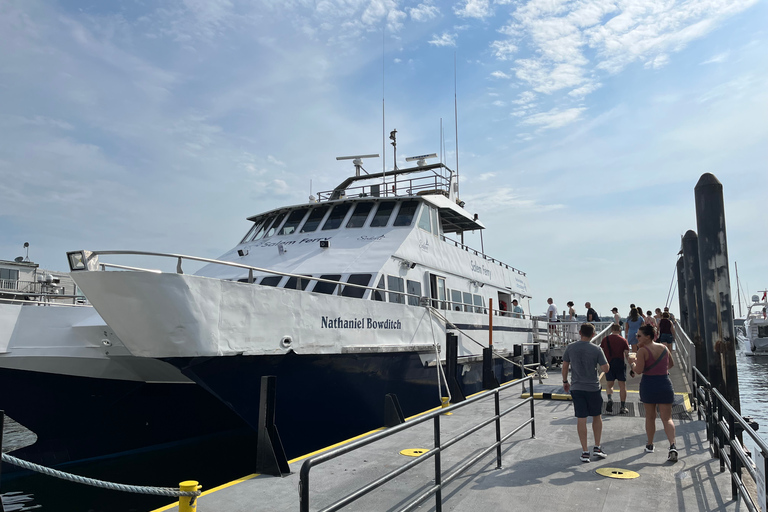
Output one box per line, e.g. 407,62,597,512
152,353,752,512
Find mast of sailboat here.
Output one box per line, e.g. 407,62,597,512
735,262,742,317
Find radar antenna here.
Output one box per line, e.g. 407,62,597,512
336,154,380,176
405,153,438,167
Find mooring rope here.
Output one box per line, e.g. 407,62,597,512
0,453,199,498
427,306,452,403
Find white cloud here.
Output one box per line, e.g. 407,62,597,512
490,39,518,60
520,107,586,130
409,2,440,22
492,100,506,106
478,172,496,180
429,32,457,46
701,51,730,65
490,70,510,79
454,0,492,19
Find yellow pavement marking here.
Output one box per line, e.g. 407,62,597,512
596,467,640,479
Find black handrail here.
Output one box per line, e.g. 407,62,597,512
692,367,768,511
299,376,535,512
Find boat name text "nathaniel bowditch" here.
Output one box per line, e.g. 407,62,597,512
321,316,402,330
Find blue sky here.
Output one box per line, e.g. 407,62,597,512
1,0,766,318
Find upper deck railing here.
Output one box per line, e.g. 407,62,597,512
317,169,451,202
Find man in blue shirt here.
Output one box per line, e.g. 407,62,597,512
563,323,610,462
511,299,524,318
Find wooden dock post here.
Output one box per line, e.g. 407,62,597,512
682,230,708,381
694,173,741,413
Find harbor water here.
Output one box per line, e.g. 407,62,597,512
2,343,767,512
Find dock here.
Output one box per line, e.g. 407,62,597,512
152,348,755,512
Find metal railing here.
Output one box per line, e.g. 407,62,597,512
439,236,525,275
691,368,768,511
317,172,451,202
299,376,535,512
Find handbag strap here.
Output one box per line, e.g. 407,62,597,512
642,346,668,373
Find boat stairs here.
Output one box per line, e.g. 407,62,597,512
152,323,766,512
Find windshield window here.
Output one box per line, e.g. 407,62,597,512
322,203,352,230
394,201,419,227
278,209,308,236
301,206,329,233
265,213,286,238
250,215,275,241
370,201,396,227
346,202,374,228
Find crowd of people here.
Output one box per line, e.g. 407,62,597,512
558,303,679,465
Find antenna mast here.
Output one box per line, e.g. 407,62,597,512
454,52,460,198
382,25,386,185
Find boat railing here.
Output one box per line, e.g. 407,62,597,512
691,367,768,511
298,375,535,512
71,250,536,318
440,235,526,276
317,172,450,201
672,320,696,384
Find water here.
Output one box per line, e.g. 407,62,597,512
3,349,768,511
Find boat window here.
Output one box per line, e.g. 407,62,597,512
322,203,352,231
417,205,431,232
284,275,311,290
451,289,463,311
250,215,275,241
278,209,308,236
463,292,473,313
301,206,330,233
370,201,396,227
342,274,372,298
407,280,422,306
430,208,440,236
473,294,485,314
313,274,341,294
387,275,404,304
394,201,419,227
429,275,447,309
346,202,374,228
759,326,768,338
265,213,287,238
261,276,283,287
372,275,385,301
241,223,259,244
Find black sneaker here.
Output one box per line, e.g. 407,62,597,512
645,444,655,453
668,445,678,462
619,406,629,414
593,446,608,459
580,451,591,463
605,401,613,413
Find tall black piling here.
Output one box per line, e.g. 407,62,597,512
676,256,688,333
682,230,708,380
695,173,740,412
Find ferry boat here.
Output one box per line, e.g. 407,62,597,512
0,258,247,470
69,158,537,457
744,292,768,354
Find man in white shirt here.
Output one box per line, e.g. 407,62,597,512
547,298,559,332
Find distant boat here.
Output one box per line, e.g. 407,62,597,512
743,291,768,355
70,158,537,457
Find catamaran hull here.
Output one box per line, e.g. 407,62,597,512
166,350,522,459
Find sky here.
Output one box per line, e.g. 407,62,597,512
1,0,766,319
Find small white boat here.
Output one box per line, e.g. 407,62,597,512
744,292,768,354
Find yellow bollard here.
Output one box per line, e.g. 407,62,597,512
441,397,452,415
179,480,201,512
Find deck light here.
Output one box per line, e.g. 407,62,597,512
320,240,330,249
67,250,97,271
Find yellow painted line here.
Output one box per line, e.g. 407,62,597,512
596,467,640,479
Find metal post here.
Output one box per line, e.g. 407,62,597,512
494,391,502,469
695,173,740,412
676,257,688,333
682,230,708,380
728,413,740,500
717,400,725,467
433,416,442,512
529,378,536,439
0,410,4,512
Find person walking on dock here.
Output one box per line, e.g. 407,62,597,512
585,302,600,323
600,324,630,414
629,324,678,462
625,308,643,351
562,323,610,462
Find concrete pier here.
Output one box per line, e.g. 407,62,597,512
152,350,751,512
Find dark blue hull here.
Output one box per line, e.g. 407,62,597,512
167,351,520,459
0,368,249,475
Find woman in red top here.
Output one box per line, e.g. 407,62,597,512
629,324,678,462
657,312,675,349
